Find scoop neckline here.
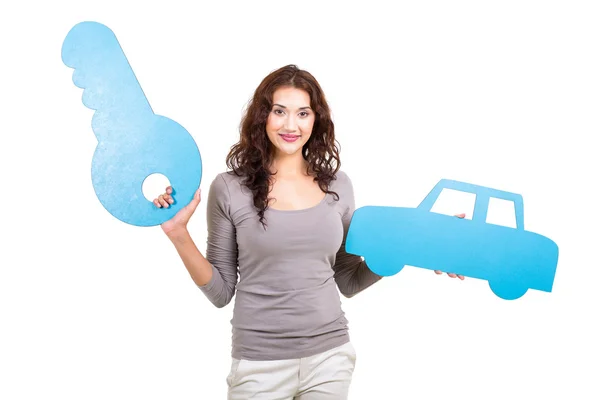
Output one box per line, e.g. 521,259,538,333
266,192,329,214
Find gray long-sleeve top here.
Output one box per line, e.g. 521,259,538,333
199,170,382,361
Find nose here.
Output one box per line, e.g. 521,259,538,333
283,114,297,132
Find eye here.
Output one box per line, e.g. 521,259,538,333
299,111,310,118
273,109,285,115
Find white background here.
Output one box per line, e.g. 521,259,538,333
1,1,599,399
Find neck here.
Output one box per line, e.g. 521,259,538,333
270,151,309,178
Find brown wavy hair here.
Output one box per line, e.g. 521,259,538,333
226,64,341,228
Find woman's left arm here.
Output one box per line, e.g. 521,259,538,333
332,173,383,298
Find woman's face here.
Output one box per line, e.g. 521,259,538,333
266,87,315,157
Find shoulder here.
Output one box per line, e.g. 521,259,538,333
208,170,250,206
208,171,229,194
330,170,354,193
327,170,356,215
210,170,240,188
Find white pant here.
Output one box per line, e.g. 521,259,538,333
226,341,357,400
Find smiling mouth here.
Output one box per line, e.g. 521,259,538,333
279,133,300,142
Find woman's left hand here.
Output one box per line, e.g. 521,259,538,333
434,270,465,280
434,213,466,280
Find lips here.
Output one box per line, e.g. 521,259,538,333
279,134,300,142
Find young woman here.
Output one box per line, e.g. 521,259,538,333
153,65,463,399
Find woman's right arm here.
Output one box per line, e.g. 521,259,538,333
156,174,239,308
166,227,214,287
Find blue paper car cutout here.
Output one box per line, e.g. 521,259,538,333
345,179,559,300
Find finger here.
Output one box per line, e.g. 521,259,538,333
189,189,202,208
158,195,169,208
458,275,465,280
166,186,173,195
447,273,457,278
163,194,174,204
434,270,443,275
454,213,466,218
153,198,162,208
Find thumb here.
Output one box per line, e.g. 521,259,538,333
178,190,201,220
187,188,201,210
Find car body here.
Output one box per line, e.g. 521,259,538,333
345,179,559,300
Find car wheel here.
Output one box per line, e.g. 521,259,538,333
488,281,529,300
363,256,405,277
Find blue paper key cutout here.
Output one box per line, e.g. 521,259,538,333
61,21,202,226
345,179,559,300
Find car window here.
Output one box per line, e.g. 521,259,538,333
430,188,475,219
486,197,517,228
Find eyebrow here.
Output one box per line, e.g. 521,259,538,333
273,103,312,110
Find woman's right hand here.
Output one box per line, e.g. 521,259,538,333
153,186,202,236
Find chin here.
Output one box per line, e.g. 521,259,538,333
279,146,303,156
277,140,306,155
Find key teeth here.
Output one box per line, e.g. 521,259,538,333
62,21,117,113
61,20,152,120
